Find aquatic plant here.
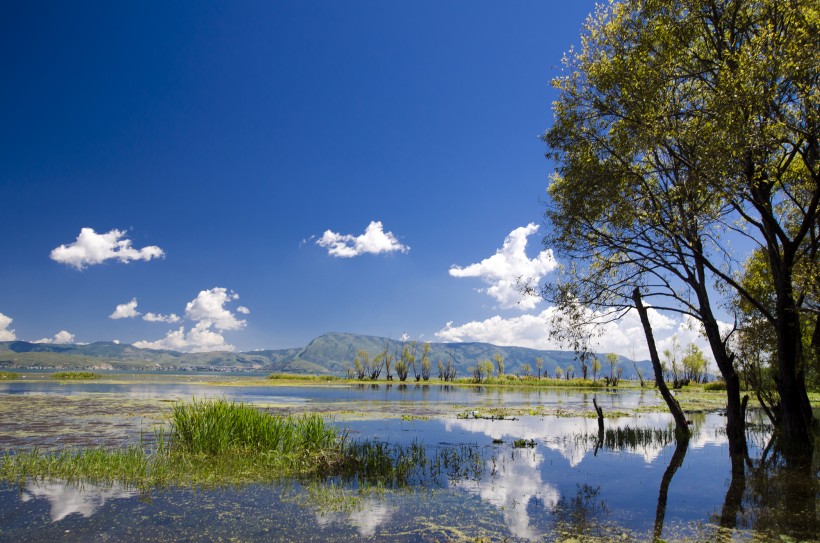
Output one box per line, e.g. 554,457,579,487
51,371,101,380
0,371,20,380
169,398,337,456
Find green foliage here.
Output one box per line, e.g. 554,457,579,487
704,381,727,392
493,352,505,377
51,371,100,380
170,399,337,456
591,357,601,382
0,371,19,380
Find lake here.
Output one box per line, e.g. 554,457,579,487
0,378,817,542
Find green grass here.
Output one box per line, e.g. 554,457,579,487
0,371,20,380
703,381,727,391
51,371,101,380
267,372,343,381
0,398,492,489
170,398,337,455
454,376,606,388
1,399,345,487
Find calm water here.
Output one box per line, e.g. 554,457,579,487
0,381,817,542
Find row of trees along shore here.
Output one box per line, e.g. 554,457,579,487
539,0,818,472
346,342,685,384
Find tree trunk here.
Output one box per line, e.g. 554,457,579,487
632,288,690,437
774,304,814,451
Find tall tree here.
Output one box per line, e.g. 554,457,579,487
543,0,817,454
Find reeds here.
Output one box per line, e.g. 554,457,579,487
169,398,336,456
0,371,20,380
1,399,342,488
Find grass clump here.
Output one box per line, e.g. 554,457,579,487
51,371,100,380
0,371,20,380
703,381,727,391
170,398,337,456
1,398,344,488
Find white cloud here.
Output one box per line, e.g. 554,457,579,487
50,228,164,270
316,221,409,258
142,312,180,323
133,287,247,353
0,312,16,341
236,306,250,315
435,305,684,361
184,288,246,330
34,330,76,345
134,322,235,353
109,298,140,320
449,223,557,309
22,480,137,523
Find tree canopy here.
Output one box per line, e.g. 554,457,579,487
543,0,818,450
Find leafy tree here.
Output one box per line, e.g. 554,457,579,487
420,342,431,381
682,344,707,384
554,366,564,380
520,363,533,377
396,345,413,382
606,353,619,382
352,350,368,380
591,357,601,382
493,353,505,377
565,364,574,380
536,356,544,379
482,359,495,382
542,0,819,456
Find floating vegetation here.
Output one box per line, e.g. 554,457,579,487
456,409,518,421
51,371,101,380
0,371,19,380
512,438,536,448
0,398,489,491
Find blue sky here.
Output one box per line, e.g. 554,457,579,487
1,1,705,357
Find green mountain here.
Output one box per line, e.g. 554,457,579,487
0,333,654,379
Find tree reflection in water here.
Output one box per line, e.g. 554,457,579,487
713,435,819,542
653,436,689,542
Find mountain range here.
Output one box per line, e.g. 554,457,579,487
0,332,654,379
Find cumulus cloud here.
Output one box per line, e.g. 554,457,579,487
449,223,557,309
34,330,76,345
0,312,16,341
436,305,685,361
133,287,248,353
109,298,140,320
50,228,164,270
184,288,246,330
316,221,409,258
142,312,180,323
134,322,235,353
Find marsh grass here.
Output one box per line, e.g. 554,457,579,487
0,371,20,380
51,371,101,380
1,399,345,488
267,373,343,382
1,398,489,490
170,398,337,456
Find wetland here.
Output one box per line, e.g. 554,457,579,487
0,372,817,542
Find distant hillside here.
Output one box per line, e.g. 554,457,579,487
0,333,655,379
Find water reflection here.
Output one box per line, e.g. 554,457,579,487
452,447,559,540
21,480,136,522
314,498,397,537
